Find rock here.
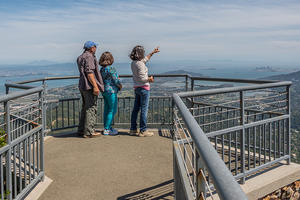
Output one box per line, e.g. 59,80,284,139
269,194,278,200
263,195,271,200
287,186,294,198
295,181,300,190
291,191,299,200
274,189,281,198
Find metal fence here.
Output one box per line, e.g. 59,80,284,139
2,74,292,200
172,81,291,199
0,87,45,200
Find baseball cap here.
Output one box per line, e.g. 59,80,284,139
83,41,98,49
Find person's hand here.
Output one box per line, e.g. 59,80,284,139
152,47,160,54
93,87,100,96
148,76,154,83
118,84,123,90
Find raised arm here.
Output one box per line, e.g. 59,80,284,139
141,46,160,63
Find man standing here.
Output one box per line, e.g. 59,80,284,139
77,41,104,138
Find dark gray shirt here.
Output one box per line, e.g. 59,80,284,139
77,51,104,92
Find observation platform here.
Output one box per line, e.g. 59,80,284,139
38,128,174,200
29,128,300,200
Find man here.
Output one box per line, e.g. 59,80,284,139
77,41,104,138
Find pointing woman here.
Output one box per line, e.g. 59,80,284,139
129,46,160,137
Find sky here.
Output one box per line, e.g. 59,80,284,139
1,0,300,67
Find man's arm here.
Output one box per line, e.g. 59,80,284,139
87,73,100,95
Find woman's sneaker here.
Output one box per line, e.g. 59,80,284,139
110,128,118,135
139,130,154,137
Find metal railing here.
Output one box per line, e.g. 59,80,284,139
0,86,45,200
172,80,291,199
2,74,292,200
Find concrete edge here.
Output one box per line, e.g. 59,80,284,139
24,176,53,200
241,162,300,200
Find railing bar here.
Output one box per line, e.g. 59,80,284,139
247,128,250,170
235,131,238,175
283,119,286,156
36,130,39,176
222,134,224,161
33,133,35,179
278,120,280,158
19,142,22,192
28,136,31,183
55,106,58,129
269,122,272,161
264,123,266,164
73,100,75,126
24,138,27,187
163,98,165,124
274,121,277,160
229,132,232,172
0,154,4,200
259,125,262,167
13,145,17,198
254,115,257,168
67,100,70,127
62,101,64,128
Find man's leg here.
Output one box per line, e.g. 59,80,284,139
130,88,141,131
83,90,98,136
78,90,86,134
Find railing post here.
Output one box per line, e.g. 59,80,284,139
42,80,47,133
196,151,206,200
185,75,188,91
39,88,45,181
287,85,291,164
4,100,12,199
240,91,245,184
191,78,194,91
5,85,9,94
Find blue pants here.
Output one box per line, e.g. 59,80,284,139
130,87,150,132
102,92,118,130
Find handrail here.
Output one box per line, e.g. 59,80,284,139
5,83,35,90
178,81,292,98
12,73,279,86
191,76,277,84
0,86,43,103
173,93,248,200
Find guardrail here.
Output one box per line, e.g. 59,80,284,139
2,74,291,200
0,86,45,200
172,80,291,199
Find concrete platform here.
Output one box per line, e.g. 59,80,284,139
38,129,174,200
30,128,300,200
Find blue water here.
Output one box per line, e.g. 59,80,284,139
0,62,297,95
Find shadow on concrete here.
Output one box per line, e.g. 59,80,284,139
117,179,174,200
158,129,173,139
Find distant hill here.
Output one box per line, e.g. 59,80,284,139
162,70,204,77
264,70,300,82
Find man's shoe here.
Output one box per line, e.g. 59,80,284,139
129,129,139,136
82,132,101,138
139,130,154,137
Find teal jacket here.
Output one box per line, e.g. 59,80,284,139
100,66,121,93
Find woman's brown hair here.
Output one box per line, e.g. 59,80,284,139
129,45,145,61
99,51,114,67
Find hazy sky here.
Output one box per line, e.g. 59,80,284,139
1,0,300,66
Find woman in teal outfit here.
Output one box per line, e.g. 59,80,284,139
99,52,122,135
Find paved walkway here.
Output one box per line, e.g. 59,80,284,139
39,129,174,200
